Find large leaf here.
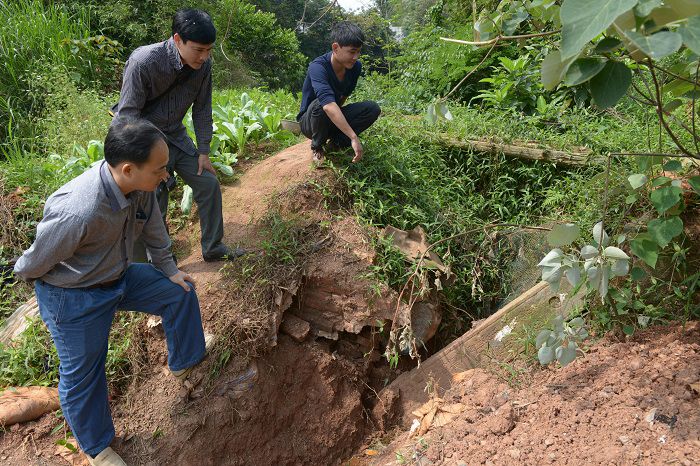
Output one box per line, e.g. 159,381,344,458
590,60,633,108
560,0,639,59
541,50,577,90
594,37,623,52
635,0,663,16
628,173,648,189
547,223,581,247
425,103,437,124
647,216,684,247
564,58,608,85
557,341,579,366
630,233,659,268
538,345,555,365
623,31,683,59
580,244,600,259
593,221,610,248
650,186,683,213
604,246,630,260
689,175,700,194
538,248,565,266
180,185,194,215
679,15,700,55
565,265,583,287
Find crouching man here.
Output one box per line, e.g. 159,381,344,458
297,21,381,167
14,118,208,466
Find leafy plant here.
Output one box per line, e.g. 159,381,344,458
536,315,588,366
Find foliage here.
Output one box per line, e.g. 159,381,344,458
0,313,142,391
536,315,588,366
217,0,307,89
0,0,113,146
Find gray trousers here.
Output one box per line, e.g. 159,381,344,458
298,99,381,150
159,143,225,257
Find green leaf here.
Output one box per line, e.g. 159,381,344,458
637,154,664,171
647,216,684,247
548,223,581,247
565,265,583,287
538,345,555,365
623,31,683,59
560,0,639,59
631,266,647,280
663,99,684,113
556,341,578,366
538,248,565,267
652,176,672,187
593,221,610,248
631,233,659,268
604,246,630,260
650,185,683,213
564,58,608,85
622,324,635,336
541,50,577,90
180,185,193,215
612,258,630,276
590,60,633,108
426,103,437,124
581,244,600,259
594,37,623,52
437,101,453,121
663,160,683,171
536,329,552,348
628,173,648,189
680,16,700,55
688,175,700,194
635,0,663,17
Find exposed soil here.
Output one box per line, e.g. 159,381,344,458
351,322,700,466
1,143,698,466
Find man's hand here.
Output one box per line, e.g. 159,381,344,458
351,137,364,163
169,270,196,292
197,153,216,176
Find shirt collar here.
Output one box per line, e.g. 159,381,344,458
99,161,130,211
166,37,184,72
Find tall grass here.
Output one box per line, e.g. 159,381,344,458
0,0,92,147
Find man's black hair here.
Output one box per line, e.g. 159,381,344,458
172,8,216,44
331,21,365,48
105,118,166,167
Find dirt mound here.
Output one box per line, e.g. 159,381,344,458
353,322,700,465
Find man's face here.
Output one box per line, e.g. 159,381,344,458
129,139,170,192
332,43,362,70
174,33,213,70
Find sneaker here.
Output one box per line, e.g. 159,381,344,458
311,147,325,168
171,332,215,381
87,447,127,466
203,246,248,262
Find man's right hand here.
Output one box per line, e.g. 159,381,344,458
351,137,364,163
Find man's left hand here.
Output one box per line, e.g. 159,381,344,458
170,270,196,292
197,153,216,176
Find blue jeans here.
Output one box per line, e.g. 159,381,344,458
35,263,205,457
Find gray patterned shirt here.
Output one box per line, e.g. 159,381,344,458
14,162,178,287
114,37,213,156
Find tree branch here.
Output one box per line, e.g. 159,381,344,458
439,30,560,46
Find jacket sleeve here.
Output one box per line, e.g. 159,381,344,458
139,193,178,277
308,62,336,107
14,210,87,281
191,62,213,155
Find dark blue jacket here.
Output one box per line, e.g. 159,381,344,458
297,52,362,120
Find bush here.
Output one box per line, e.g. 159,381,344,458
216,0,306,90
0,0,118,148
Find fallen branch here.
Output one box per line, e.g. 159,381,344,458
438,136,604,166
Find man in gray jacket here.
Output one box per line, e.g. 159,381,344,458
14,118,208,466
114,8,242,262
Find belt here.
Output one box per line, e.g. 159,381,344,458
84,277,122,289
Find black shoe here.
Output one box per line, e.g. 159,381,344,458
203,246,248,262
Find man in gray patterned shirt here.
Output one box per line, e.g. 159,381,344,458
114,8,242,262
14,118,208,465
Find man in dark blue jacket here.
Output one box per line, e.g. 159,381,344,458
297,22,381,166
